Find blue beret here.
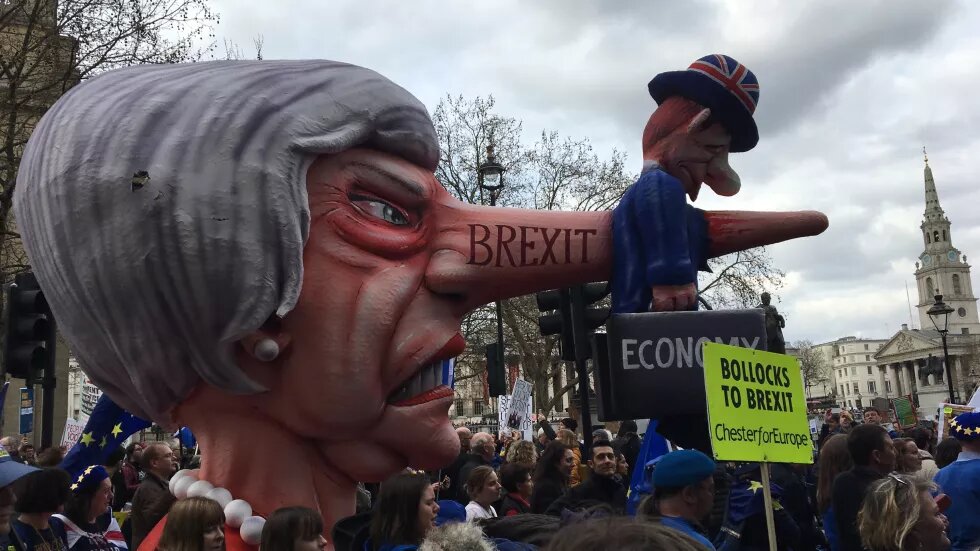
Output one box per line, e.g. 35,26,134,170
652,450,715,488
950,412,980,442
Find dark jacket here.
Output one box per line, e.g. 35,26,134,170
612,432,641,473
534,419,557,455
832,466,885,551
130,472,175,550
443,451,469,503
545,474,627,515
769,463,823,551
497,493,531,517
530,473,566,514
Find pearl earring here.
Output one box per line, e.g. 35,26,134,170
253,338,280,362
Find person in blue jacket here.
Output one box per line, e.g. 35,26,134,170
613,54,760,315
933,411,980,551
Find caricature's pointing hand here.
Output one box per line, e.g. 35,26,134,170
651,283,697,312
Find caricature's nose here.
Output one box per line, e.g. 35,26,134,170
426,194,612,310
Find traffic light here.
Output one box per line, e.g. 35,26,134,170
3,272,55,383
536,288,574,361
575,282,611,334
569,282,610,361
486,342,507,397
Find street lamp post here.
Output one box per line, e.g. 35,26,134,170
478,144,506,401
927,294,956,403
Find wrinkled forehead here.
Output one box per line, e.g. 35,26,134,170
316,149,441,196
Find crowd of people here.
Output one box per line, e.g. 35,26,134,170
335,409,979,550
0,438,329,551
0,407,974,551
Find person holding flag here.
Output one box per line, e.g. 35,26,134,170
57,395,153,551
54,466,127,551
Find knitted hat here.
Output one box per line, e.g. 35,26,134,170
949,411,980,442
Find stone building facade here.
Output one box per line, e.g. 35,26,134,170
874,156,980,416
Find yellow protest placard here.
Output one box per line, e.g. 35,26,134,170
702,342,813,464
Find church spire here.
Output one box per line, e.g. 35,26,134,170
923,146,944,220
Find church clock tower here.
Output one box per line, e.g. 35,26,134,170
915,150,980,334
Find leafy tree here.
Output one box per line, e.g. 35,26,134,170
793,339,831,399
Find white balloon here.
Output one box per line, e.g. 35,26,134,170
173,475,197,499
186,480,214,498
169,470,193,494
240,516,266,546
205,487,233,509
224,499,252,529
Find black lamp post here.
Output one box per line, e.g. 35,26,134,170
478,144,506,401
927,294,956,403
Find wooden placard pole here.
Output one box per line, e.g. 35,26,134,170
760,462,777,551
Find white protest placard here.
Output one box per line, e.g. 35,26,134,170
506,379,532,430
61,418,86,448
499,391,534,442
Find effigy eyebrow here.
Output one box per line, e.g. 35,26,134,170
350,161,425,199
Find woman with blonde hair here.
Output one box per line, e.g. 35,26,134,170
505,441,536,469
157,497,226,551
816,434,853,551
857,474,949,551
555,429,583,487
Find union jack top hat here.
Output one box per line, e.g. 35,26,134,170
648,54,760,152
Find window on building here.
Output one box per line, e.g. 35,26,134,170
853,382,859,394
953,274,962,295
840,384,846,396
943,229,947,241
864,344,869,350
454,399,466,416
963,328,971,335
472,400,484,416
926,232,931,244
885,380,892,393
935,370,943,383
867,365,873,375
851,366,856,376
840,346,845,354
868,381,876,394
934,230,940,242
927,277,934,295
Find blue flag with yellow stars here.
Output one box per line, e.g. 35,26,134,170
60,394,152,478
726,477,784,525
626,420,671,515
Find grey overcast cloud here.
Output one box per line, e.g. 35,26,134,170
210,0,980,345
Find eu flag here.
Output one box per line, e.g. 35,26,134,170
626,420,671,515
60,394,152,478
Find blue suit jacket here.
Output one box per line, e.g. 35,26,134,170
612,167,710,313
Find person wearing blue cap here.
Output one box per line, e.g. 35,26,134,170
637,449,716,549
933,411,980,551
0,445,40,551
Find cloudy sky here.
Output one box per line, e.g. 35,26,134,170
209,0,980,344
